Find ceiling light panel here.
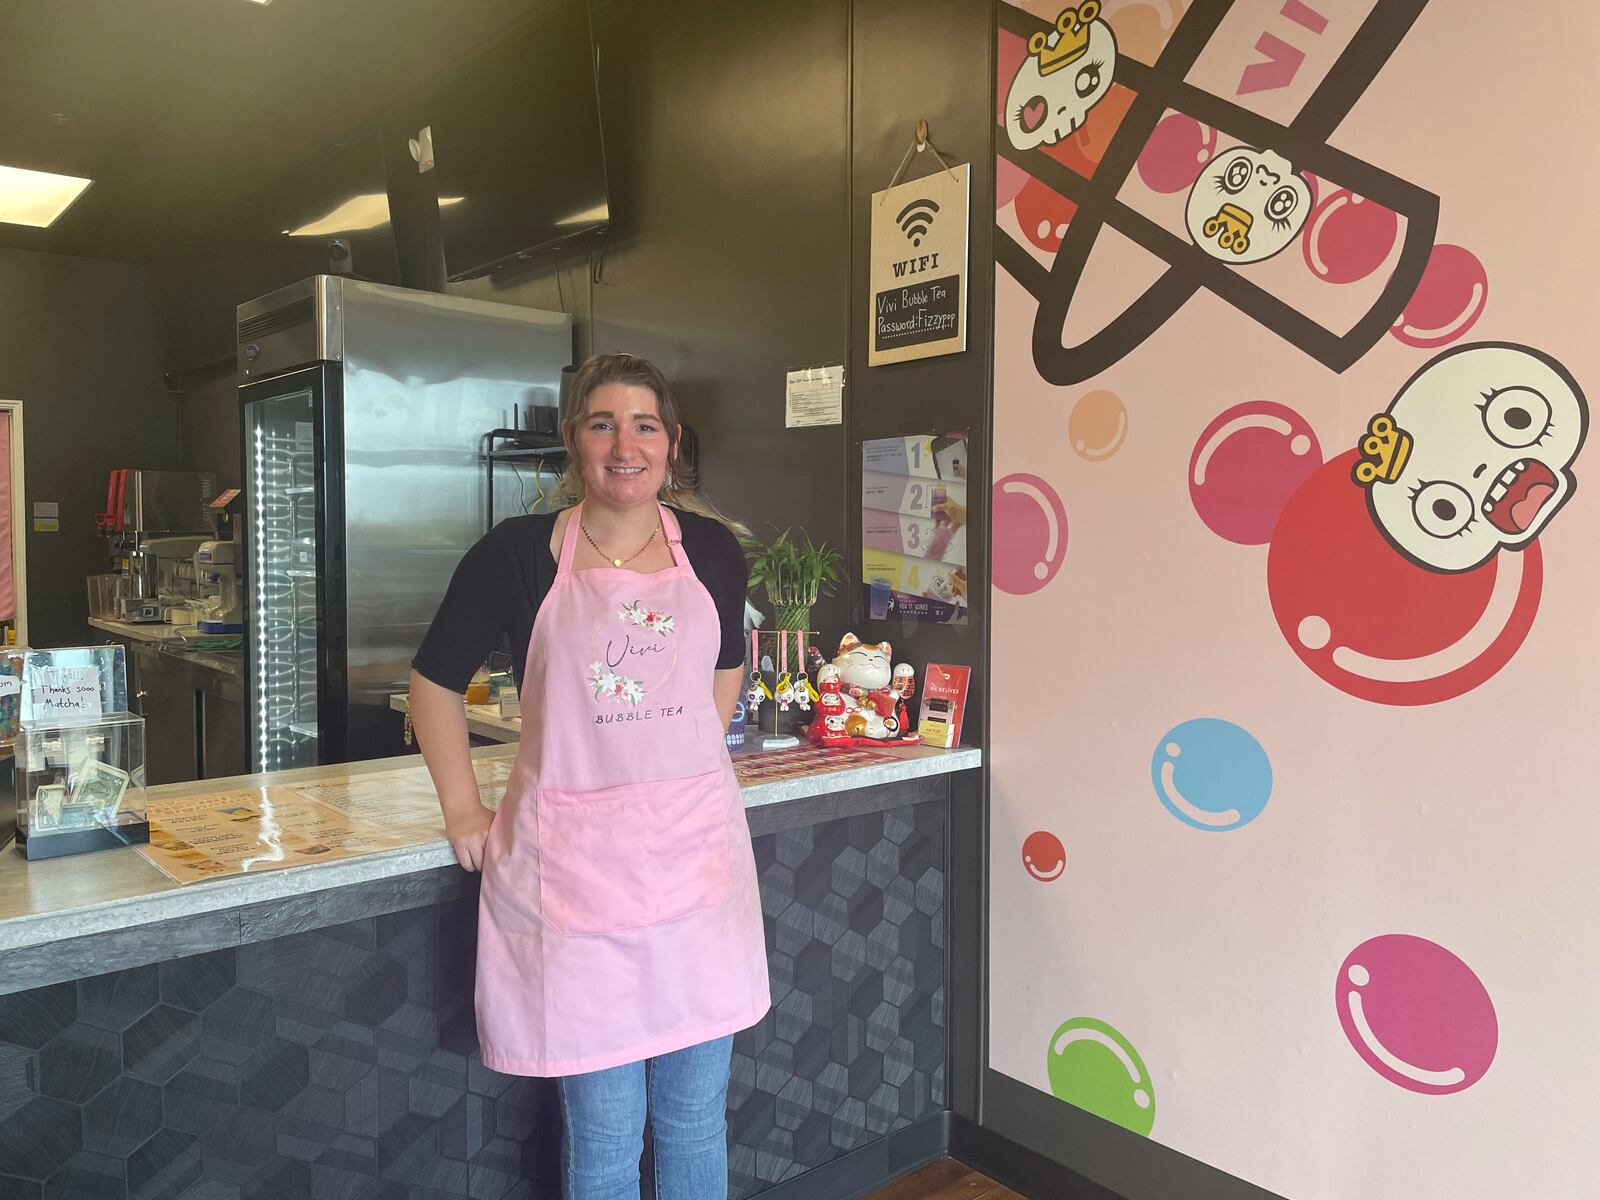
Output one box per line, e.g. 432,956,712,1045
0,164,93,228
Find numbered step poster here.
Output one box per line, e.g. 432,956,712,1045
862,434,969,623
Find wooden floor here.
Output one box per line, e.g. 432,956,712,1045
861,1157,1028,1200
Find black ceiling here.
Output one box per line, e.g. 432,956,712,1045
0,0,537,263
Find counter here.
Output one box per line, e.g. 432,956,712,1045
389,692,520,743
0,741,979,1199
89,615,246,782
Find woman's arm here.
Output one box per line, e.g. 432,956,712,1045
714,666,745,729
410,668,495,871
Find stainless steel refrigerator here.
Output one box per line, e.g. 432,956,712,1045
237,276,572,771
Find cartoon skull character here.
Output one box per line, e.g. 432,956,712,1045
1005,3,1117,152
1358,343,1588,572
1184,146,1311,264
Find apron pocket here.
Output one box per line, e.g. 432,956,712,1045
536,768,732,937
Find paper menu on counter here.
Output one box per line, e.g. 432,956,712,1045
137,757,514,884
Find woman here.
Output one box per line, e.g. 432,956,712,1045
409,353,771,1200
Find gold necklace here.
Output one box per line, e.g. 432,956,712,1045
582,520,659,567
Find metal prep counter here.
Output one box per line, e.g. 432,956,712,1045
88,617,247,783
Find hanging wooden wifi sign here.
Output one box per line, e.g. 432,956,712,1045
869,162,970,366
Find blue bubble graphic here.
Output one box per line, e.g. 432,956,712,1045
1150,718,1272,831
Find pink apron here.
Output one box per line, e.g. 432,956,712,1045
475,503,771,1076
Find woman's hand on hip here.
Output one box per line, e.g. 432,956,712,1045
446,804,496,872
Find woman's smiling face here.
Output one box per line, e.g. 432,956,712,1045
572,382,674,508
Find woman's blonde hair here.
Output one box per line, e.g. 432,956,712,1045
555,353,749,537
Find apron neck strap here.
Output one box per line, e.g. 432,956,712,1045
558,501,688,575
556,502,585,576
660,504,691,568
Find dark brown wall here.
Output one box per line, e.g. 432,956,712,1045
453,0,854,636
175,368,242,493
0,247,180,647
847,0,995,1143
848,1,995,731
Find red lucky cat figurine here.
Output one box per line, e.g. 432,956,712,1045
806,634,921,748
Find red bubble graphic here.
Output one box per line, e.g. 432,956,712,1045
1390,244,1488,348
1302,190,1399,284
1189,402,1322,545
1022,831,1066,882
1337,935,1497,1094
1267,452,1542,705
1016,177,1080,254
1136,113,1217,194
994,473,1069,595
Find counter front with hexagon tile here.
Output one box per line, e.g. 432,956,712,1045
0,739,978,1198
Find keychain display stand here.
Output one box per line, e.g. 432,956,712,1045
746,629,818,751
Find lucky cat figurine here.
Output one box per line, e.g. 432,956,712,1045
806,634,920,747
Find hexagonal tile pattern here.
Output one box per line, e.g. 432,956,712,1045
0,1042,35,1123
160,949,236,1013
123,1004,199,1084
0,800,945,1199
77,966,157,1033
729,800,946,1198
0,983,75,1050
39,1023,120,1104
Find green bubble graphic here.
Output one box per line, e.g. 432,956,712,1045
1045,1016,1155,1136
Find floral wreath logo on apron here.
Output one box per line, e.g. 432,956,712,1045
585,598,679,705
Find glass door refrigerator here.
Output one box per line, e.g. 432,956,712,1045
238,276,572,772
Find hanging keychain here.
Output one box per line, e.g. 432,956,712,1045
793,632,813,711
774,635,793,710
746,629,770,714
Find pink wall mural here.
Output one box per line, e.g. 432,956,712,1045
990,1,1598,1196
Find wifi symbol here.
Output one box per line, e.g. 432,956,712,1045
897,198,940,247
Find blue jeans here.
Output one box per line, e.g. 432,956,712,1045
558,1034,734,1200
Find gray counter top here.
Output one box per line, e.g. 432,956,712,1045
0,741,979,987
89,615,244,678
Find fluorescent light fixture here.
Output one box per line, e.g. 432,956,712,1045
557,203,610,226
245,1,274,6
284,192,463,237
0,164,93,228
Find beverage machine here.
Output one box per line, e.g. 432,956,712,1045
94,470,218,622
237,276,571,771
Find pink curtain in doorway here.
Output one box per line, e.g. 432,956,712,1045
0,411,14,621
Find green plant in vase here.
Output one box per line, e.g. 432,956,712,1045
740,527,844,636
741,527,843,739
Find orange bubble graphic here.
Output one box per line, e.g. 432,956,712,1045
1106,0,1188,63
1069,390,1128,460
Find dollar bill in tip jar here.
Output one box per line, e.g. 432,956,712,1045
69,759,130,825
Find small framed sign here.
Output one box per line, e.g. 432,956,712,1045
869,163,970,366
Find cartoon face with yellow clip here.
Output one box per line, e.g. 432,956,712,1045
1005,3,1117,151
1357,343,1588,573
1184,146,1310,264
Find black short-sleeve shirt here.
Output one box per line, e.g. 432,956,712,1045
412,507,749,693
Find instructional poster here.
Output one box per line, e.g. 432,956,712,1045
862,433,969,624
139,757,513,883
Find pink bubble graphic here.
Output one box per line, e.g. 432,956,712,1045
1337,935,1497,1094
997,29,1028,128
998,153,1030,212
993,474,1068,595
1390,244,1488,348
1022,831,1066,882
1136,113,1217,194
1189,402,1322,545
1302,190,1399,285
